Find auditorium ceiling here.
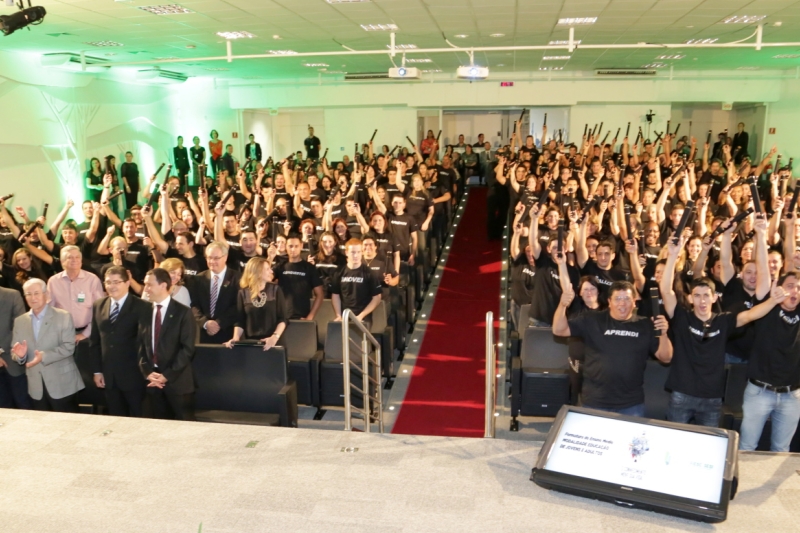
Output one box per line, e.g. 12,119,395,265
1,0,799,81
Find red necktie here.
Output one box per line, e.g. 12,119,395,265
153,304,162,366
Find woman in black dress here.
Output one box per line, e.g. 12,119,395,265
224,256,288,350
190,136,206,189
85,157,104,202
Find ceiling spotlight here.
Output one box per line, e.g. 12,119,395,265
0,4,47,36
454,34,468,38
490,33,505,37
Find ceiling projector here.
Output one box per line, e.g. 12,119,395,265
457,65,489,79
389,67,420,79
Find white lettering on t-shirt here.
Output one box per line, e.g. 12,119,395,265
390,220,408,227
341,276,364,283
689,326,720,338
522,267,535,277
549,271,560,281
595,277,612,286
283,271,307,277
779,310,800,325
604,329,639,337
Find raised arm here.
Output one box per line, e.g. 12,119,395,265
49,199,74,236
660,233,684,318
528,204,542,259
755,214,771,299
719,221,736,286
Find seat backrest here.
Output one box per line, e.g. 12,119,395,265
521,327,569,370
518,304,531,331
370,300,388,333
282,320,319,360
324,321,366,363
723,363,749,410
194,344,288,414
313,299,337,348
643,358,671,420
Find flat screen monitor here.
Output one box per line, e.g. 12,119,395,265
531,406,738,523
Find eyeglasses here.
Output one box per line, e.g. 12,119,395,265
207,255,225,261
23,292,43,297
612,296,633,302
104,280,126,286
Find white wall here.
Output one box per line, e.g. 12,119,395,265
767,79,800,165
324,107,416,162
0,50,239,220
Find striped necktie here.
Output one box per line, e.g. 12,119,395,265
110,302,119,323
210,275,219,318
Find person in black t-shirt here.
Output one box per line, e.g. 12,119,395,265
330,238,383,328
575,214,628,301
662,223,780,427
553,280,672,416
272,235,325,320
304,126,321,160
528,204,579,326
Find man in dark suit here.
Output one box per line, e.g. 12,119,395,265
0,286,27,408
139,268,196,420
188,241,241,343
89,266,149,417
173,136,190,193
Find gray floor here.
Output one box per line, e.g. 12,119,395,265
1,409,798,533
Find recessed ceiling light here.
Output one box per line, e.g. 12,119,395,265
543,55,571,60
104,53,117,56
642,62,667,68
656,54,685,60
268,50,297,55
737,66,760,70
406,58,432,63
324,70,346,74
272,35,281,39
490,33,505,38
216,31,254,40
539,66,563,71
84,41,124,47
685,38,718,44
326,0,369,3
387,44,417,49
773,54,800,59
205,67,229,71
549,39,581,45
360,24,398,31
155,56,179,60
303,62,329,67
138,4,193,15
558,17,597,25
723,15,766,24
686,25,694,28
454,34,469,38
422,69,442,73
185,44,196,49
773,21,783,27
496,63,505,66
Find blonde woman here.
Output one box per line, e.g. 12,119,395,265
145,257,191,307
224,257,288,350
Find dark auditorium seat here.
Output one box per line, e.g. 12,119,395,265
282,320,323,407
721,363,748,431
643,358,671,420
74,340,107,414
312,298,337,349
193,344,297,427
508,303,531,361
511,327,570,417
320,321,372,407
369,300,395,378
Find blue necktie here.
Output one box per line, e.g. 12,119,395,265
110,302,119,323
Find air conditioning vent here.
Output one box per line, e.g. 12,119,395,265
596,69,657,76
344,72,390,80
136,68,188,83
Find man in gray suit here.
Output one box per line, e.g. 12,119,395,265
0,286,27,408
10,278,84,412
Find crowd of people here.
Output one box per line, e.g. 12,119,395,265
501,119,799,452
0,125,458,421
1,118,798,453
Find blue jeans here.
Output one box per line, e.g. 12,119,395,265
725,353,748,365
739,382,800,452
667,391,722,427
587,403,646,418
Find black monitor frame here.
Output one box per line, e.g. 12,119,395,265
531,405,739,523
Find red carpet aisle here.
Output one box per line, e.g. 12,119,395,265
392,187,502,437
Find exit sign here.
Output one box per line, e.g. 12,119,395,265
500,81,514,87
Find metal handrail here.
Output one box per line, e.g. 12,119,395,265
484,311,497,438
342,309,384,433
